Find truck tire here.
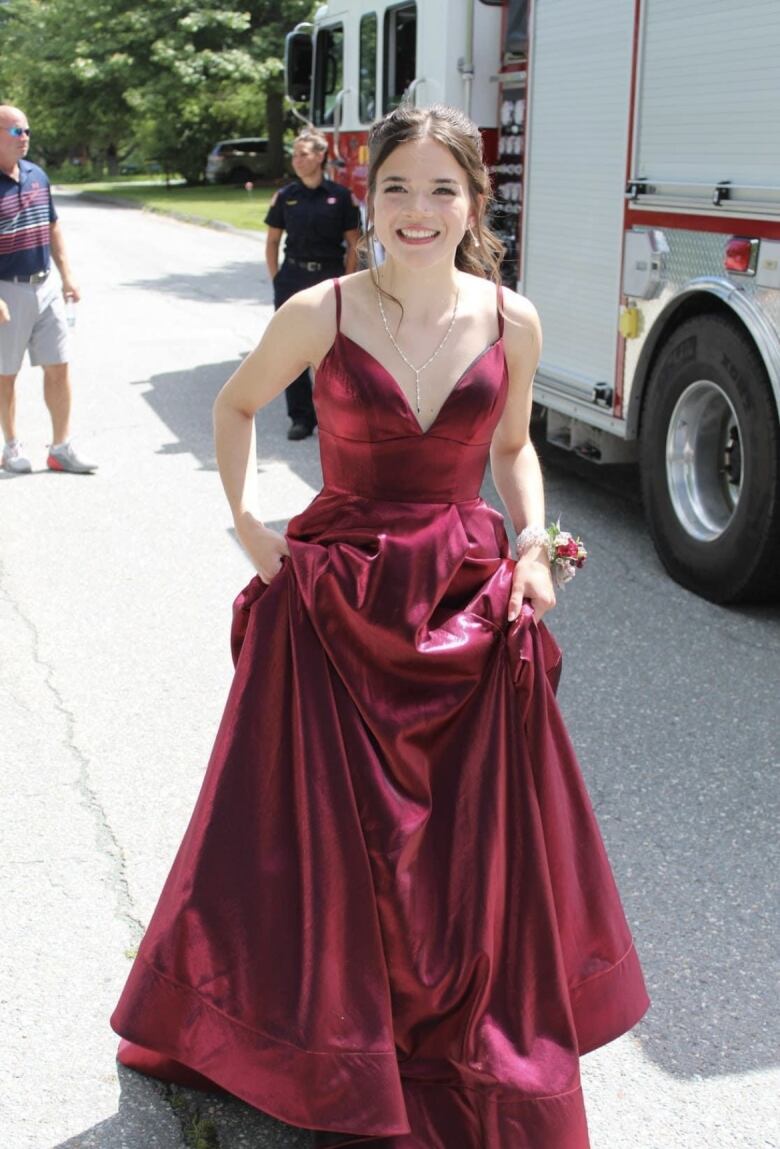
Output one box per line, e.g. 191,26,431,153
640,315,780,603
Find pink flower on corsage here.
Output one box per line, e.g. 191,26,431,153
546,521,588,587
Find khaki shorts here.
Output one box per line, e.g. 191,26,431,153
0,277,69,375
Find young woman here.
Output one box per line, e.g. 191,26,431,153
112,104,649,1149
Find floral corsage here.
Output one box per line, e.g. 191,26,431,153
516,521,588,587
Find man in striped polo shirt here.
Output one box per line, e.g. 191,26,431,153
0,104,96,473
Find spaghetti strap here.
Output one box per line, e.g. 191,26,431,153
333,277,342,331
496,282,504,338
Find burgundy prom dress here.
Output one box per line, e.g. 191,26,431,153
112,279,649,1148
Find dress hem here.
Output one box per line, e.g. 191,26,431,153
112,955,411,1137
571,939,650,1056
111,946,623,1139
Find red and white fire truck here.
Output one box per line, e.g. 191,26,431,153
285,0,780,603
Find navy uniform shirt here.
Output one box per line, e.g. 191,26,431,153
0,159,58,277
265,177,360,263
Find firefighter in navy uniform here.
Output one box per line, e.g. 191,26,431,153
265,128,360,440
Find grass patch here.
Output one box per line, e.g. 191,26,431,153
185,1115,219,1149
165,1087,221,1148
61,181,275,232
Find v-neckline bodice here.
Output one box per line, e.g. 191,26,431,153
329,330,505,436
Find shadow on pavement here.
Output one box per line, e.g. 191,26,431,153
122,261,268,306
535,453,779,1082
53,1066,312,1148
133,360,235,472
135,359,325,497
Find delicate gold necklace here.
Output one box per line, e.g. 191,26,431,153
376,281,460,414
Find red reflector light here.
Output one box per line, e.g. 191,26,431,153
724,237,755,273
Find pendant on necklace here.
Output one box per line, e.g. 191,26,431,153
376,281,460,419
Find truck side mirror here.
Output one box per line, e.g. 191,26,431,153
285,31,313,104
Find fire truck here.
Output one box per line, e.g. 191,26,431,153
285,0,780,603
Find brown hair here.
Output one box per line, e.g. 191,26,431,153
293,127,329,169
361,102,504,286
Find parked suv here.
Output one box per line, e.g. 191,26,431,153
205,138,270,184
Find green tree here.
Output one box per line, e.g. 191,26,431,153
0,0,315,181
0,0,151,170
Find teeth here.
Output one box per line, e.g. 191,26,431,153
400,229,437,239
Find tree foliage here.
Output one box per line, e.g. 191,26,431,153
0,0,315,181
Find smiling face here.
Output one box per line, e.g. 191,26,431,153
371,136,475,269
0,106,30,173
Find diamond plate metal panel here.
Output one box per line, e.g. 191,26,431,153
624,227,780,425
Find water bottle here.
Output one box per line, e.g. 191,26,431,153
65,297,76,328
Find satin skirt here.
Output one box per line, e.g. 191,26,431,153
112,493,649,1148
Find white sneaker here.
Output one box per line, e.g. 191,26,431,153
47,440,98,474
1,439,32,473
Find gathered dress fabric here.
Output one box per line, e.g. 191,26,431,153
112,279,649,1148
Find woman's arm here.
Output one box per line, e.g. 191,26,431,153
343,228,361,275
490,290,555,620
213,279,335,581
265,226,283,280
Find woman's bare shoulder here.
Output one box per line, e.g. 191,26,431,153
498,285,542,362
459,274,538,332
276,276,337,326
499,285,541,333
272,277,340,365
278,271,375,330
335,268,375,308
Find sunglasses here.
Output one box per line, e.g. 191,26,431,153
6,127,31,138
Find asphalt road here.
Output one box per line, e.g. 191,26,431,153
1,198,778,1149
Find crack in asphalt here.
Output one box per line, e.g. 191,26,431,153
0,560,146,944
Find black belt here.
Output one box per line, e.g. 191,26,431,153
285,257,343,272
0,270,49,284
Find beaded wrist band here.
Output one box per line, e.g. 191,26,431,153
516,525,549,557
516,521,588,587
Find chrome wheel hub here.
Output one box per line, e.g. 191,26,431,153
666,380,743,541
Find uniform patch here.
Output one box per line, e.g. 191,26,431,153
327,197,338,204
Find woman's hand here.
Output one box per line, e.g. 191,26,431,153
508,551,556,622
235,513,290,584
